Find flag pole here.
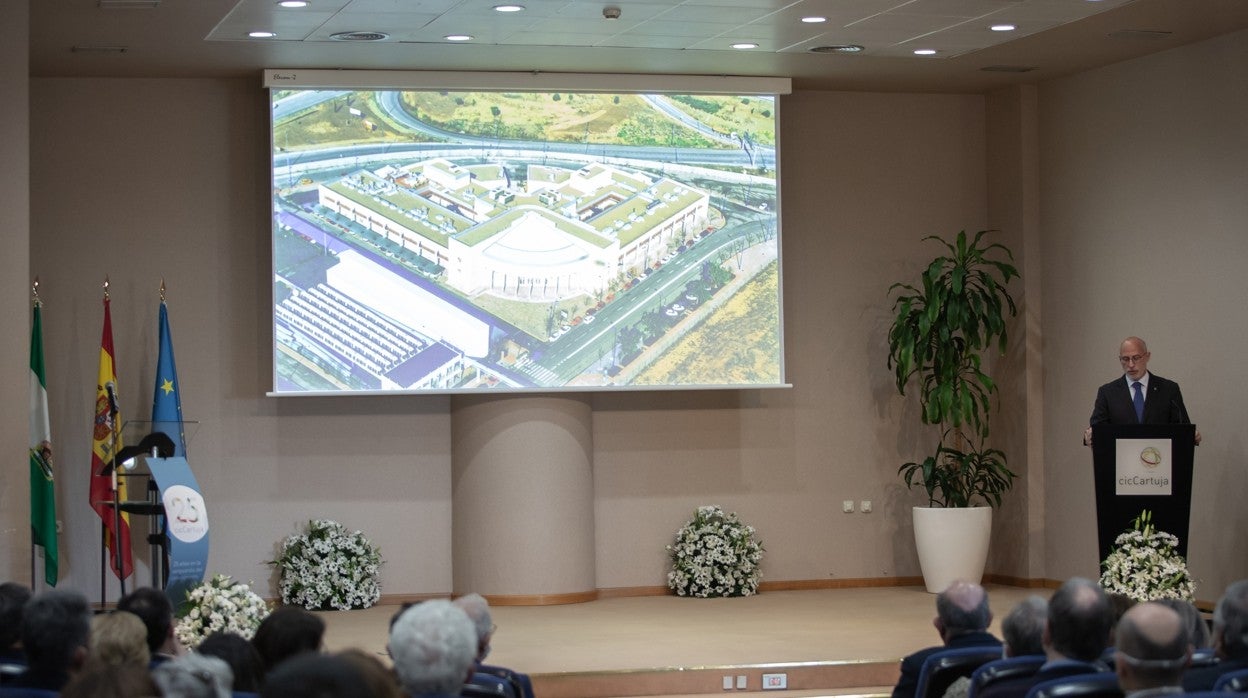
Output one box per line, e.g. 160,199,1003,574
30,277,39,591
104,278,128,598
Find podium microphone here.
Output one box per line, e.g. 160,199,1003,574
105,382,119,417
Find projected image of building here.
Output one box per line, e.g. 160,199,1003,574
317,158,710,302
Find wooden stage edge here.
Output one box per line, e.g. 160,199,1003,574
533,660,900,698
373,574,1064,608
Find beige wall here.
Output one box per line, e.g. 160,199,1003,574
8,25,1246,601
592,90,991,587
1,0,30,581
1038,28,1248,594
17,80,991,596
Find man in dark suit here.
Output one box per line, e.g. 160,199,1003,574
1083,336,1200,446
1183,579,1248,691
891,580,1001,698
977,577,1113,698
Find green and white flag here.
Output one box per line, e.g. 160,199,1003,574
29,301,58,586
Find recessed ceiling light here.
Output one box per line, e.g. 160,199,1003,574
731,42,759,50
329,31,389,41
801,16,827,23
277,0,308,7
991,24,1016,32
914,48,937,55
493,4,524,11
249,30,278,38
809,44,864,54
445,34,474,41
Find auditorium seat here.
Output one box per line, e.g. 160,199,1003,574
0,688,59,698
1023,672,1122,698
916,647,1006,698
969,655,1046,698
462,681,511,698
1214,668,1248,692
1190,648,1220,669
478,664,535,698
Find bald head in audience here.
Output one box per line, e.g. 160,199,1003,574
1114,602,1191,693
935,580,993,642
1045,577,1113,662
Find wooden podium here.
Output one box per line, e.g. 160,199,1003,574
1091,423,1196,561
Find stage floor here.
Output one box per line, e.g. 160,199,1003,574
318,585,1038,698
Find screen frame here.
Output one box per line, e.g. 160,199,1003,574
265,69,792,396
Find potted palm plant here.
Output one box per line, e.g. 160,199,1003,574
887,230,1019,592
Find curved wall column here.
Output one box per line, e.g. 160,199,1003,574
451,395,595,604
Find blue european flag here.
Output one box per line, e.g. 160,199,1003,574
152,301,186,456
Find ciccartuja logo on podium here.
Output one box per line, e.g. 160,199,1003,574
162,484,209,543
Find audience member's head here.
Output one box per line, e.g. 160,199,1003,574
453,593,494,663
1213,579,1248,661
1001,595,1048,657
261,651,373,698
60,661,160,698
934,580,992,642
337,648,402,698
1155,597,1211,649
251,606,325,672
90,610,151,667
117,586,176,656
1114,602,1191,692
1045,577,1113,662
1107,592,1137,644
21,588,92,676
195,631,265,692
0,582,32,652
388,599,477,696
152,652,233,698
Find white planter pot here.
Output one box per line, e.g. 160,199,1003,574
912,506,993,593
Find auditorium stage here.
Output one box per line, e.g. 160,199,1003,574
318,584,1038,698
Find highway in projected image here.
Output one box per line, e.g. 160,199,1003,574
271,89,781,394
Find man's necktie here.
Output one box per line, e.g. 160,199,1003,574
1132,381,1145,422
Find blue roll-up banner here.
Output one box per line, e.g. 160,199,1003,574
149,457,209,605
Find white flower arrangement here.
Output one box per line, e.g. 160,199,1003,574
1100,509,1196,602
174,574,270,649
271,519,383,610
666,505,764,598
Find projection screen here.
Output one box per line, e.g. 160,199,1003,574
266,70,790,395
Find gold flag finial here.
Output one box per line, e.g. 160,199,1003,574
103,276,110,300
32,277,41,307
160,277,167,302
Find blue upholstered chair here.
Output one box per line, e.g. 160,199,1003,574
0,688,60,698
916,646,1007,698
478,663,535,698
1023,672,1121,698
968,655,1046,698
1214,668,1248,692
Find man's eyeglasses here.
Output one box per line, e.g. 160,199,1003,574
1119,354,1146,364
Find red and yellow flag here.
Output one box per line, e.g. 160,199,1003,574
88,295,133,580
